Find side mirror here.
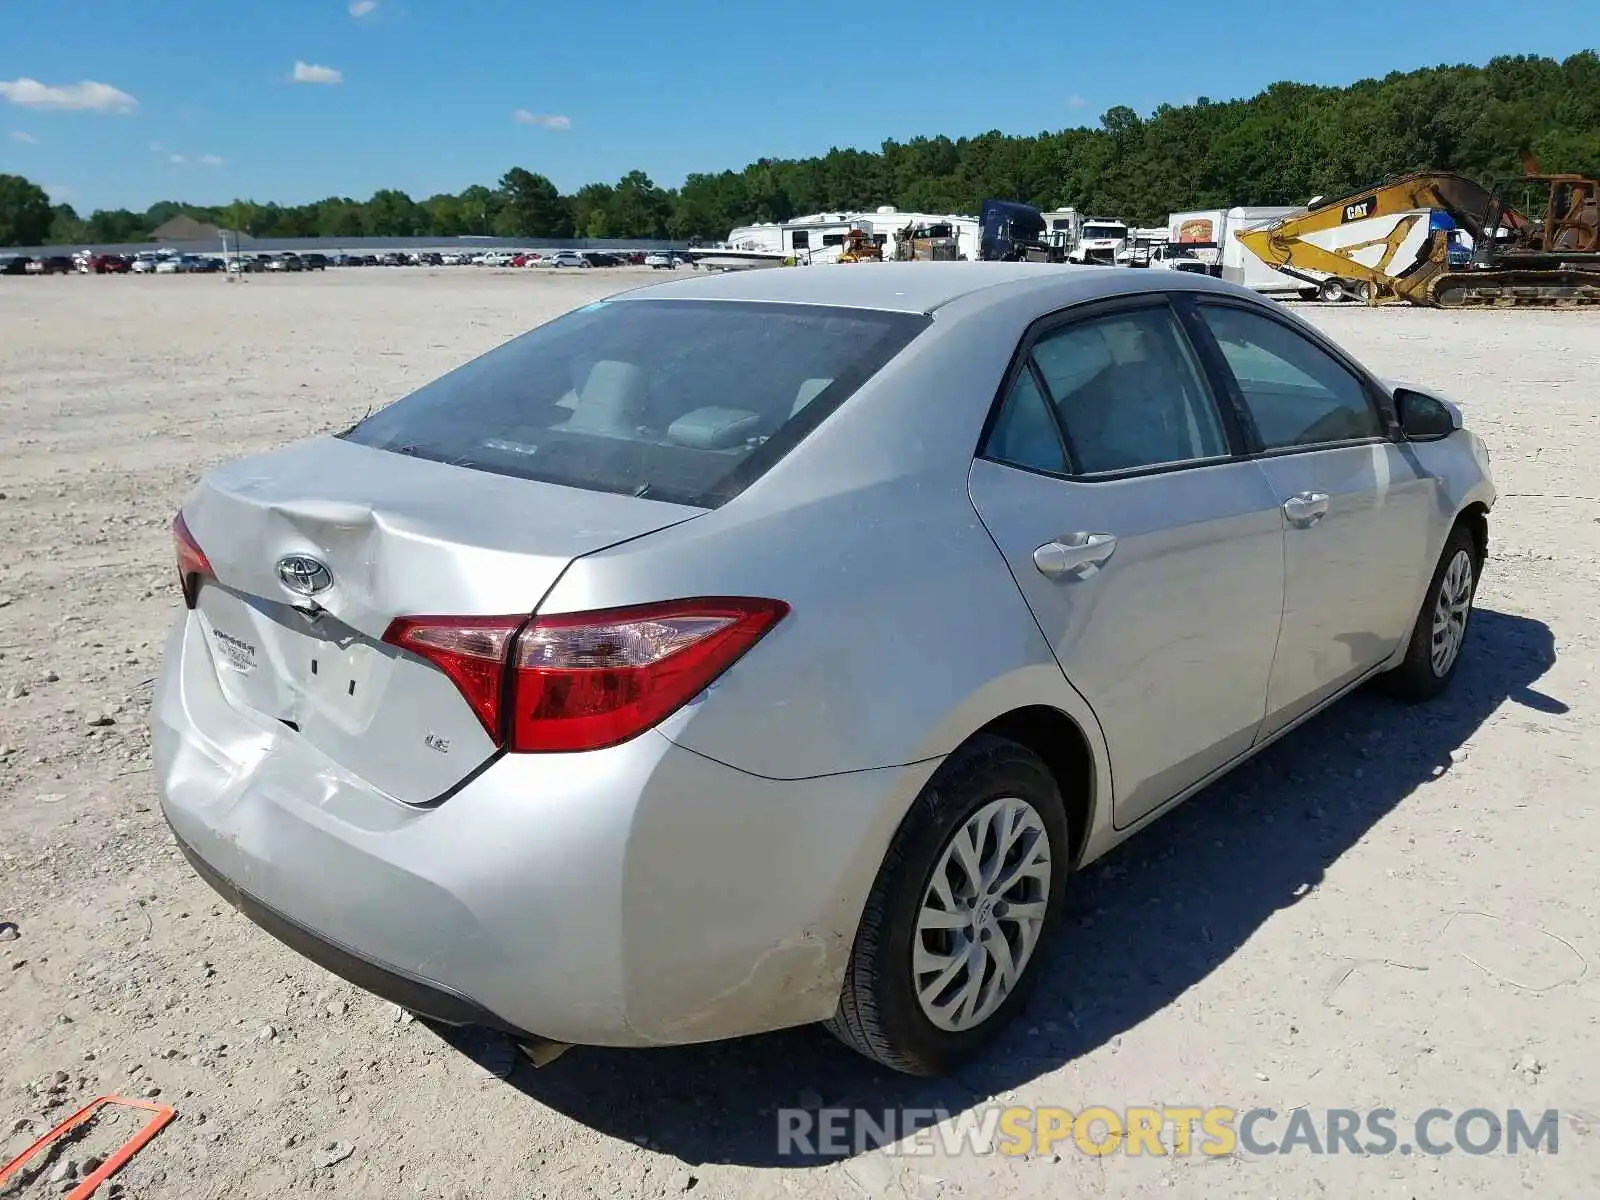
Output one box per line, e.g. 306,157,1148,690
1394,387,1461,441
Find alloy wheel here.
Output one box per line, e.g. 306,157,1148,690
912,797,1052,1033
1430,548,1474,677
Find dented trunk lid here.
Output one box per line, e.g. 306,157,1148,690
180,436,703,804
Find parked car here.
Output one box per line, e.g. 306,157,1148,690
26,255,76,275
263,253,305,273
416,252,443,266
478,252,515,267
541,250,590,269
87,254,132,274
441,252,468,265
301,253,329,271
582,252,622,267
226,255,262,273
643,252,676,270
378,252,407,267
156,265,1495,1077
0,255,31,275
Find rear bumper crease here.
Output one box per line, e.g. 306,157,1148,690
171,827,543,1039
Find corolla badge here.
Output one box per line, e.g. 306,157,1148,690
275,554,334,596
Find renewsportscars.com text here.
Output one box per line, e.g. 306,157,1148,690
777,1105,1561,1158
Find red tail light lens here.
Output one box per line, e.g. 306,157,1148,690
382,599,788,753
173,512,215,608
510,598,789,752
383,615,524,740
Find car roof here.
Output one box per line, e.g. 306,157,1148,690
618,261,1242,316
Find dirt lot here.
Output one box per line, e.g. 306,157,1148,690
1,268,1597,1199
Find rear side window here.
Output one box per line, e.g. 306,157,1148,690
987,369,1068,474
986,306,1228,475
342,299,929,507
1196,304,1383,449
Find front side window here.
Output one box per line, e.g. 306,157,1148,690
342,299,928,507
1028,307,1230,474
1196,304,1383,450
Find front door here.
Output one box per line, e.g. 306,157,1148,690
968,300,1286,828
1187,300,1436,733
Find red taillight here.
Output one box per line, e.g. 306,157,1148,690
173,512,215,608
383,615,525,740
382,598,788,753
510,598,789,752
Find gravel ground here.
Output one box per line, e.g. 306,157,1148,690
1,268,1597,1199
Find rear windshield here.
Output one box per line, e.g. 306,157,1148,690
341,298,929,508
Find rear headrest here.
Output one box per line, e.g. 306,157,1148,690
580,360,645,403
560,360,647,436
668,407,762,450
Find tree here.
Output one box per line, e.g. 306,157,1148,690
46,204,86,245
365,189,424,237
0,173,54,247
456,185,499,235
607,170,671,238
84,208,148,243
497,168,571,237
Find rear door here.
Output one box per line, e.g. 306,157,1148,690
1183,298,1436,733
968,298,1286,828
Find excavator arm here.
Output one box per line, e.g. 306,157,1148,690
1232,171,1600,307
1237,172,1516,304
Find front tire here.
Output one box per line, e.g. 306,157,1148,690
1379,523,1479,701
825,736,1069,1076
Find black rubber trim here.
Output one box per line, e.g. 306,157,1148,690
172,828,540,1040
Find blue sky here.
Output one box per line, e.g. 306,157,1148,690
1,0,1593,213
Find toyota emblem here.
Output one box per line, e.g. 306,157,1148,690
275,554,334,597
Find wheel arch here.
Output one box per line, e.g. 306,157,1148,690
960,704,1099,869
1457,501,1489,567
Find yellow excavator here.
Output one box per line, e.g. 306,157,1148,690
1237,161,1600,307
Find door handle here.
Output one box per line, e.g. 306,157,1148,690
1282,491,1331,528
1033,532,1118,580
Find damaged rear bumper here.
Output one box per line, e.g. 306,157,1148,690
152,611,935,1047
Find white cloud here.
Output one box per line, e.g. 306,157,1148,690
1066,94,1087,109
349,0,379,15
9,130,38,144
156,148,225,167
513,110,571,129
0,78,139,114
291,61,344,85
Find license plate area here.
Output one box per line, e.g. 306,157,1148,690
197,587,393,736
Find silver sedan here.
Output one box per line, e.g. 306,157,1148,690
154,263,1495,1076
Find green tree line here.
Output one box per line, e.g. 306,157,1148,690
3,51,1597,249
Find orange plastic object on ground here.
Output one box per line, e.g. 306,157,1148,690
0,1094,177,1200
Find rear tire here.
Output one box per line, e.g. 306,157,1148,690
1379,524,1479,701
1319,278,1347,303
825,736,1069,1076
